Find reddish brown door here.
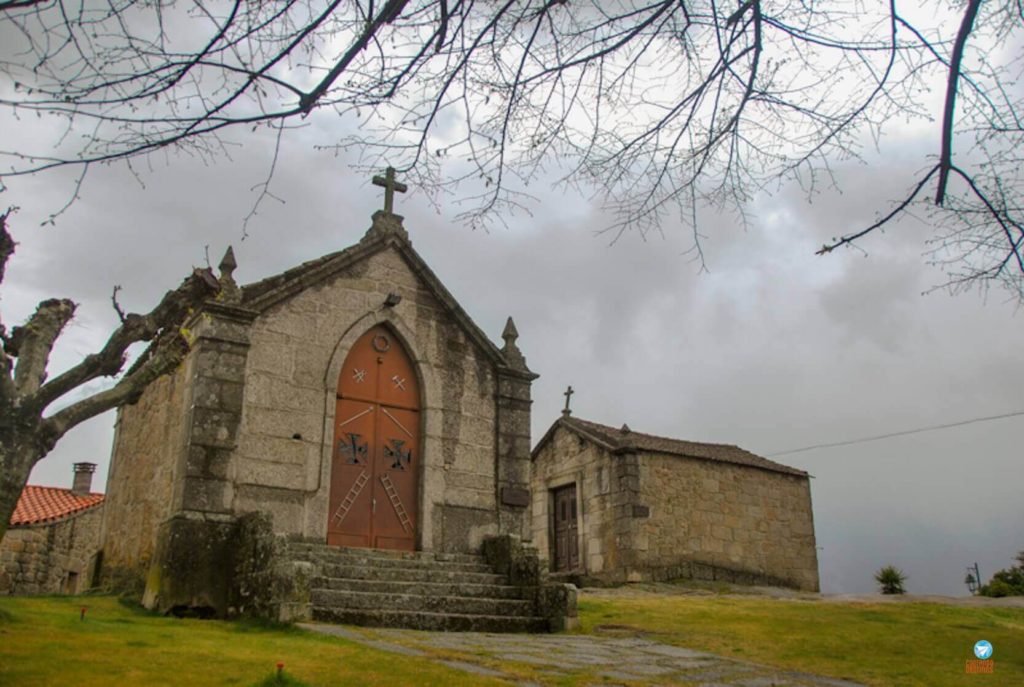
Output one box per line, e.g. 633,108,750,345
328,326,419,551
552,484,579,571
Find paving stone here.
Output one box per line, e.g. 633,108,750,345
615,662,676,676
637,643,714,659
502,652,566,667
305,619,865,686
438,660,509,677
550,651,616,666
784,675,864,687
732,677,798,686
678,666,758,683
601,670,648,681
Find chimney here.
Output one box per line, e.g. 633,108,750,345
72,462,97,496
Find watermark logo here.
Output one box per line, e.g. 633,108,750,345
966,640,994,675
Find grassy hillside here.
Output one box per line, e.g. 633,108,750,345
2,592,1019,685
578,590,1023,686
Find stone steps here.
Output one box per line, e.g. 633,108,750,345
311,589,535,617
287,543,484,565
293,551,494,574
312,607,549,633
314,576,525,600
318,563,508,585
290,543,550,633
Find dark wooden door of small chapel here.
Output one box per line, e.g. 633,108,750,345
328,326,419,551
552,484,579,571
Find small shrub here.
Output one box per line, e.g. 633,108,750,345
874,565,907,595
980,579,1017,598
979,552,1024,597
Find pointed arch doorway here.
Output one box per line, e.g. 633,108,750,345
327,325,420,551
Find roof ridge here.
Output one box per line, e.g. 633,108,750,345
549,415,807,478
568,415,748,450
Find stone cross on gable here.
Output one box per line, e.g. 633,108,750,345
372,166,407,214
562,385,574,416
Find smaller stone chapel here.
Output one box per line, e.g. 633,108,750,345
532,409,819,591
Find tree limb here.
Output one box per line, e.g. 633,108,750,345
41,329,192,446
935,0,982,206
818,165,940,255
11,298,77,396
28,267,219,413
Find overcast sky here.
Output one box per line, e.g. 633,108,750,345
3,106,1021,597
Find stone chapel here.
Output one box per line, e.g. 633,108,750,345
96,172,575,630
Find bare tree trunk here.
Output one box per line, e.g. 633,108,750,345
0,432,43,544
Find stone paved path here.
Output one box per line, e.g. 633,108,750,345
298,623,864,686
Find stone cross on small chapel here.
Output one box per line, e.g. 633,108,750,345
562,385,574,417
373,166,407,214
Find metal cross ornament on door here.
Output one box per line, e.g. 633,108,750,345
391,375,407,391
352,368,367,383
384,439,412,470
337,432,369,464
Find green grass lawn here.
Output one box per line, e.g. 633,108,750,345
577,591,1023,687
3,592,1020,686
0,595,502,687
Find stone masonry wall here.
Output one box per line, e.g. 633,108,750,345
100,360,193,579
235,245,503,552
637,453,819,591
531,427,621,574
0,506,104,594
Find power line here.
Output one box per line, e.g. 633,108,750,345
767,410,1024,457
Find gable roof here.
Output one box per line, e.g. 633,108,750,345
533,415,808,478
10,486,105,527
238,212,535,379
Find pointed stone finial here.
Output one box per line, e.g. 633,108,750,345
217,245,241,304
500,316,527,369
219,246,237,277
502,316,519,346
620,423,631,435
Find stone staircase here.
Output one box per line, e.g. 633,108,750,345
285,542,551,632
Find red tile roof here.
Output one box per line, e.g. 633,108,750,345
10,485,104,526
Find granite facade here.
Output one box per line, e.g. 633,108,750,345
531,424,819,591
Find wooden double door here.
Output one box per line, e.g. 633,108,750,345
552,484,579,571
327,326,419,551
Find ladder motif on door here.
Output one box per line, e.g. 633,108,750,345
379,473,412,533
331,470,369,526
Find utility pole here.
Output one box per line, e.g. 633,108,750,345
964,562,982,595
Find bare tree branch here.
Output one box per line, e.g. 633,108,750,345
111,285,126,323
0,0,1021,299
29,266,219,413
935,0,983,206
43,328,191,440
